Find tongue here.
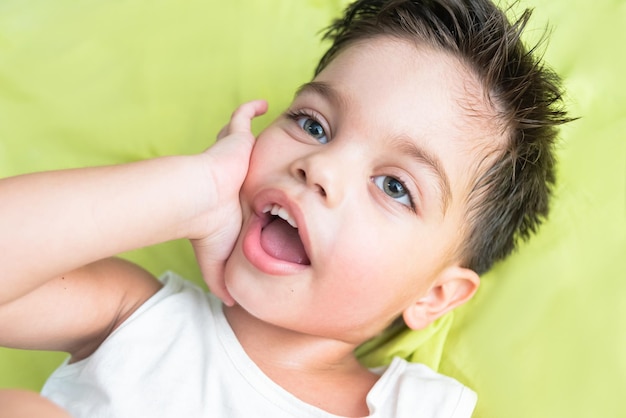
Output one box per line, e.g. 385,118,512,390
260,218,310,265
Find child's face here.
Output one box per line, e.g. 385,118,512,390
225,37,492,342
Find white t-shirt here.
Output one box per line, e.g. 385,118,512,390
41,272,476,417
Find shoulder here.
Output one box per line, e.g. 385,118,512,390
42,271,226,417
120,270,219,324
98,269,224,350
65,257,164,360
370,357,477,418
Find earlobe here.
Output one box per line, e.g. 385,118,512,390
402,266,480,330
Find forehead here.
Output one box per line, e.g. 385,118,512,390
312,37,492,139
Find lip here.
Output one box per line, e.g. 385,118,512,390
242,188,312,275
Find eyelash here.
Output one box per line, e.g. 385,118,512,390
285,109,329,141
374,174,417,213
285,108,320,122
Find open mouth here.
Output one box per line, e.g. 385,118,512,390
260,204,310,265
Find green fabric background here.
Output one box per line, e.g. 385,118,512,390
0,1,624,417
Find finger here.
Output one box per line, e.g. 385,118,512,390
209,271,236,307
208,275,235,307
199,260,235,307
227,99,268,135
216,100,267,141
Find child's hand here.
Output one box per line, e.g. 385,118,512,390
191,100,268,306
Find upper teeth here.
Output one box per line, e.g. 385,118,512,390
263,204,298,228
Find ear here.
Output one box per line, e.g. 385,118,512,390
402,266,480,330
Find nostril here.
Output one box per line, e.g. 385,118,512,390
295,167,326,197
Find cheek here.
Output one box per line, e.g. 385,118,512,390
321,226,409,294
241,135,280,192
248,137,273,172
246,128,292,177
329,221,439,298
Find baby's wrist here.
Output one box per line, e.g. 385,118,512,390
170,152,224,240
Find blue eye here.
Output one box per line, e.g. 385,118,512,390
373,175,413,208
296,116,329,144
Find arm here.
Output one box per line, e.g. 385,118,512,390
0,257,161,360
0,154,210,305
0,389,72,418
0,100,268,357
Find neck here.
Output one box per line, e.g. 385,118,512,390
223,304,379,417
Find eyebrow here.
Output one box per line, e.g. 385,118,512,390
391,136,452,214
295,81,348,110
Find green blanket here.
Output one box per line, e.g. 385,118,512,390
1,1,624,416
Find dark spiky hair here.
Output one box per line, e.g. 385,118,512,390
315,0,572,274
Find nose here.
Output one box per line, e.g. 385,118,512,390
289,147,350,207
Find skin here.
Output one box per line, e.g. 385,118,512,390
0,37,500,417
0,390,72,418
